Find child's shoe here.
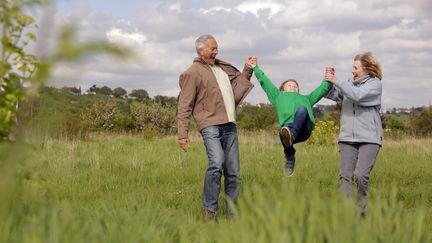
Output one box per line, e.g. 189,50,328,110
280,126,293,147
284,154,295,177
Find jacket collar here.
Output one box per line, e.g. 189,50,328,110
352,75,370,85
193,57,228,66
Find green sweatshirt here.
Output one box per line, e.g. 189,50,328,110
253,66,332,127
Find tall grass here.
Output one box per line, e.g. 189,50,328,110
0,133,431,242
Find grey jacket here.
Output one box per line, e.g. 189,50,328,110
326,76,383,145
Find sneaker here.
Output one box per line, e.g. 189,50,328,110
280,127,293,147
284,155,295,177
203,209,216,221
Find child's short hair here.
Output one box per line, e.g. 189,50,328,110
279,79,299,92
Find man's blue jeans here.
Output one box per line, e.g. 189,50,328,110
280,106,313,157
200,122,241,213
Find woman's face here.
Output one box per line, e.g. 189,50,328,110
352,60,368,80
283,81,299,93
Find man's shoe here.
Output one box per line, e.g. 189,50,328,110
284,155,295,177
280,127,293,147
203,209,216,221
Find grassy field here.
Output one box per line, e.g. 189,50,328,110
1,132,431,242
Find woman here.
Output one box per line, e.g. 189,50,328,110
325,52,383,216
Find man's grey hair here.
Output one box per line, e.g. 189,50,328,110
195,34,215,53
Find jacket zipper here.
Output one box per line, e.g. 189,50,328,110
352,103,355,139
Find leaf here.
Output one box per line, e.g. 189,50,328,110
26,32,37,42
13,13,35,26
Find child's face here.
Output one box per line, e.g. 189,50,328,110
282,81,299,93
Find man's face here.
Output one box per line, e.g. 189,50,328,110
199,38,218,65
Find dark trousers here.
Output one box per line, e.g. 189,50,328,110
279,106,313,157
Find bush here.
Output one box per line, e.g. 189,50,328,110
80,99,118,131
383,115,406,130
409,106,432,137
131,102,176,136
237,105,278,130
307,120,339,145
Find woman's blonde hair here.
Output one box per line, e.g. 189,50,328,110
279,79,299,91
354,52,383,80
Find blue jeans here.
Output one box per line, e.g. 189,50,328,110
200,122,241,213
279,106,313,157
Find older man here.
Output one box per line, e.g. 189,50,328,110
177,34,255,220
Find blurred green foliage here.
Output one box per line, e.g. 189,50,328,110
0,0,38,139
0,0,130,140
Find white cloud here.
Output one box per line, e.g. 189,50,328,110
199,1,284,19
167,3,182,13
106,28,147,47
45,0,432,107
236,1,284,18
199,6,232,14
279,32,361,61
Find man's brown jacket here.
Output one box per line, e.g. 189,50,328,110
177,57,254,139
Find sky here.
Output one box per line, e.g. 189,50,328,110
33,0,432,108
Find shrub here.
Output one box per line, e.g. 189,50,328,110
409,106,432,137
131,102,176,136
307,120,339,145
80,99,118,131
383,115,406,130
237,105,278,130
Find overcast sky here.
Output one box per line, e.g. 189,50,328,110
34,0,432,108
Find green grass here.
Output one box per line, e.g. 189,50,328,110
1,132,431,242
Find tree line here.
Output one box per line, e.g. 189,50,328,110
18,85,431,141
62,84,178,105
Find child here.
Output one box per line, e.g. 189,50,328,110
250,60,332,176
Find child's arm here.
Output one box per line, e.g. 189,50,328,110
252,66,280,102
306,80,333,105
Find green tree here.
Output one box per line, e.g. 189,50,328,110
87,84,112,96
98,85,113,96
130,89,149,101
61,86,81,95
0,0,38,139
154,95,177,106
113,87,127,98
237,104,278,130
88,84,98,93
383,115,405,130
410,106,432,136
